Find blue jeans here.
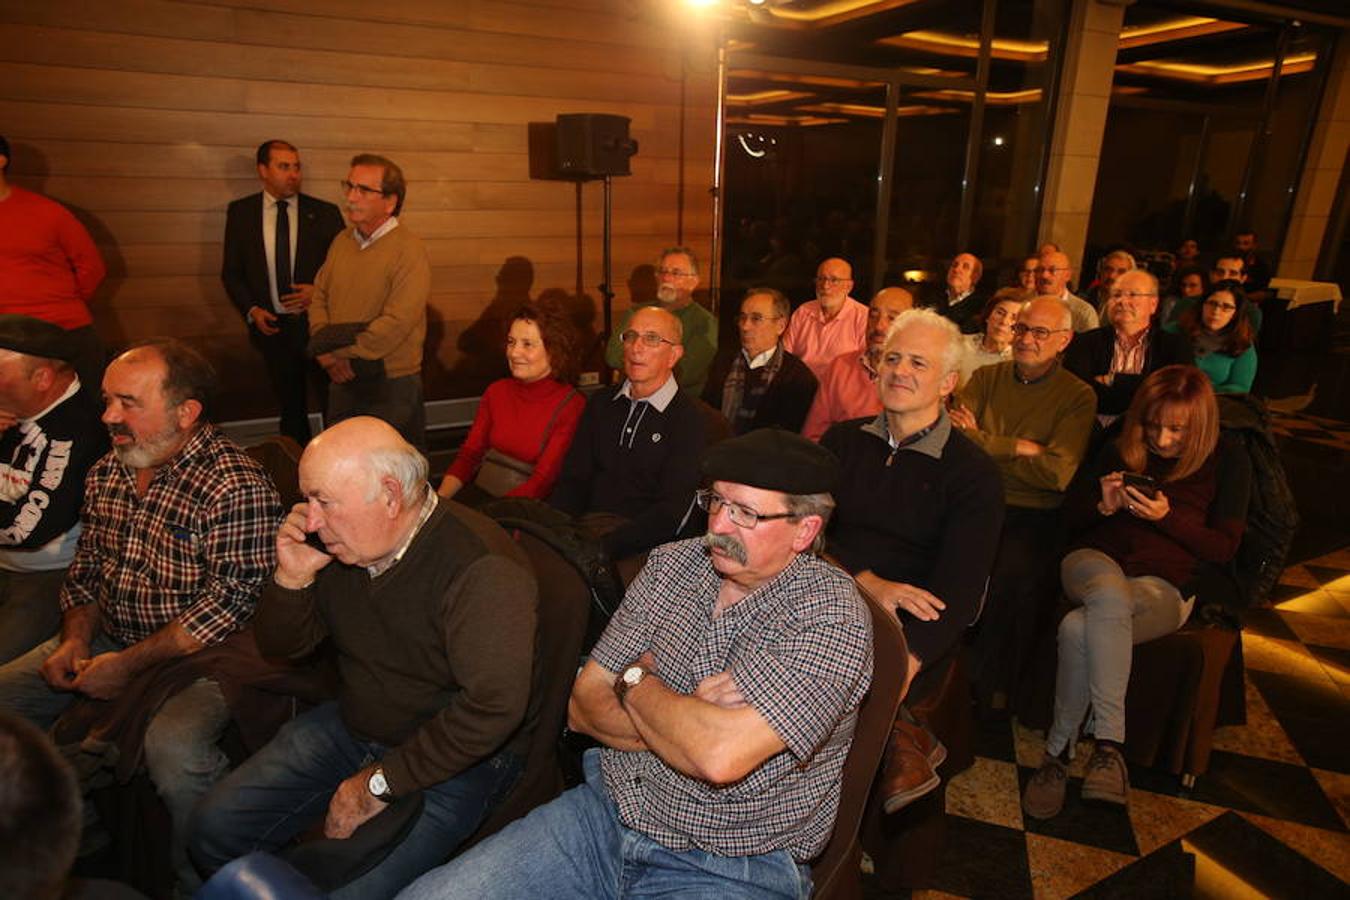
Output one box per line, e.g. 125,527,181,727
189,702,520,900
397,750,812,900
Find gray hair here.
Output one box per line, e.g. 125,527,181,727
659,246,699,276
785,491,835,555
364,441,429,504
1098,250,1136,275
743,286,790,321
884,307,964,377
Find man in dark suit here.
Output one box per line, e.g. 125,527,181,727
931,252,987,334
222,139,345,445
703,287,817,435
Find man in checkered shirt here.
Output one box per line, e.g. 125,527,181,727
400,428,872,900
0,338,281,892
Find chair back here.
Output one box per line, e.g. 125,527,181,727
462,527,593,848
244,435,305,507
811,584,908,900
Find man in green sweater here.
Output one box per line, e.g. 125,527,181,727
604,247,717,396
189,417,537,898
951,296,1097,715
310,154,431,449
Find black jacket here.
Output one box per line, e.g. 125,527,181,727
1064,323,1193,418
221,191,345,320
701,347,819,435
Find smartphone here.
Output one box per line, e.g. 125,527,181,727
303,530,328,552
1122,472,1158,499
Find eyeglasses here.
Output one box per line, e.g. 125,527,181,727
695,489,794,529
656,267,695,278
1107,290,1157,301
738,313,782,325
340,180,388,197
1012,323,1069,341
815,275,852,285
620,330,676,348
1202,300,1237,312
1034,266,1066,274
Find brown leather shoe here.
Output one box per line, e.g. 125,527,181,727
880,718,946,813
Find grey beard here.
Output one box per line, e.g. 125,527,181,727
702,531,748,565
656,284,679,305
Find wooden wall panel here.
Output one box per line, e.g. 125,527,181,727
0,0,719,418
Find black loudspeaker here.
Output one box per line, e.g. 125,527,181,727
555,114,637,178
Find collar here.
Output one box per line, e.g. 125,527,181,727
1114,325,1151,349
811,298,855,322
263,191,297,210
119,424,212,485
859,350,880,379
353,216,399,249
948,287,973,304
367,489,438,577
860,407,950,460
22,377,81,423
742,344,778,370
1013,359,1059,385
616,372,678,412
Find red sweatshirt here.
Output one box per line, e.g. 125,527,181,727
0,186,105,328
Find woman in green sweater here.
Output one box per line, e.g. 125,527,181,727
1167,280,1257,395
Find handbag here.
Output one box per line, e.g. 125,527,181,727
473,387,579,498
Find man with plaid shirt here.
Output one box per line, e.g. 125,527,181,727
400,428,872,900
0,338,280,892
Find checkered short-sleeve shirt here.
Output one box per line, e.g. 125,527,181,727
591,539,873,861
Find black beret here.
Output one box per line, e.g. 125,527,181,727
0,315,78,361
702,427,839,495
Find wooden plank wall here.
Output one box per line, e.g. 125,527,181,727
0,0,719,418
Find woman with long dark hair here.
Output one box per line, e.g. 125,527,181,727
1021,365,1249,819
1170,280,1257,394
437,303,585,502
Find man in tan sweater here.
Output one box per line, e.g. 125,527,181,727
949,296,1097,716
310,154,431,449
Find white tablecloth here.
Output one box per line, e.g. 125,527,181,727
1268,278,1343,313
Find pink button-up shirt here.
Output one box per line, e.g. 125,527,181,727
783,298,869,379
802,350,882,441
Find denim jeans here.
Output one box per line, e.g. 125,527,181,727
1046,548,1192,756
189,701,520,900
0,633,230,892
397,749,812,900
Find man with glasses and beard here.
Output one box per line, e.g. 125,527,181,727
605,247,718,396
0,339,281,894
399,428,871,900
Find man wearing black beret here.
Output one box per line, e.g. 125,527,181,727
0,315,107,664
400,428,873,900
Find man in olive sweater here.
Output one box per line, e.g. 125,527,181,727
310,154,431,449
950,296,1097,714
189,417,536,899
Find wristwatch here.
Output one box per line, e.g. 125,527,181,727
367,765,394,803
614,664,650,705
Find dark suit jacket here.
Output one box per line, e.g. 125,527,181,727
221,192,345,320
702,346,819,435
1064,322,1193,418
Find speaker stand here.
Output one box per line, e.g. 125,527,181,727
599,174,616,380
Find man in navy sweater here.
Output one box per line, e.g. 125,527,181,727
823,308,1004,813
551,307,708,563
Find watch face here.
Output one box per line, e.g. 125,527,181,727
369,770,388,796
623,666,645,686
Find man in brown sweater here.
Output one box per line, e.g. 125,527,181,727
950,296,1097,715
189,417,537,899
310,154,431,449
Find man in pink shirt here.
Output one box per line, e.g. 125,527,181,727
802,286,913,441
783,257,869,378
0,136,107,388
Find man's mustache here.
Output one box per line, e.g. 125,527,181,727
107,424,133,438
702,532,748,565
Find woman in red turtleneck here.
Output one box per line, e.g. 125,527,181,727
437,303,584,502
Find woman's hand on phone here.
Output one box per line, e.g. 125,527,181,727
1123,485,1170,521
1099,471,1126,514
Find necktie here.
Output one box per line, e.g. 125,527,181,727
275,199,292,307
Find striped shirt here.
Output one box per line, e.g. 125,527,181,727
592,539,872,861
59,424,281,646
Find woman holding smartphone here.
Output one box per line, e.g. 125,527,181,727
1021,365,1250,820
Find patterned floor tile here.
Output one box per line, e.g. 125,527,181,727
1127,788,1226,856
944,757,1022,831
1276,591,1350,621
1239,811,1350,884
1024,832,1135,898
919,816,1033,900
1276,608,1350,649
1279,564,1324,590
1240,630,1330,681
1307,644,1350,685
1182,813,1348,897
1311,768,1350,831
1211,675,1304,765
1186,750,1346,831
